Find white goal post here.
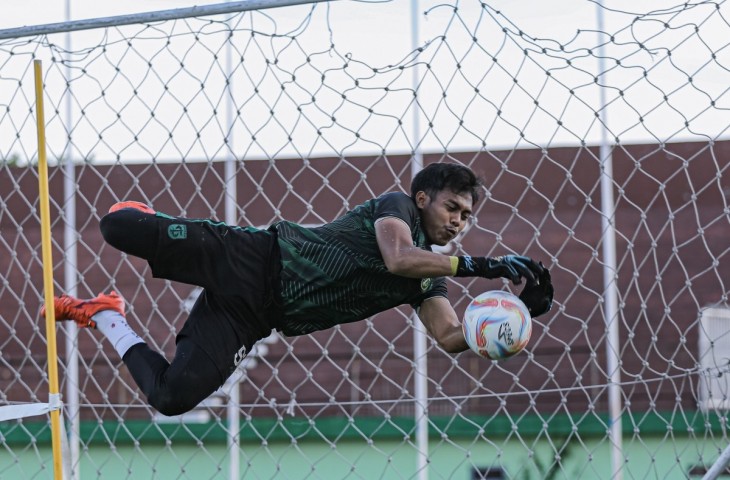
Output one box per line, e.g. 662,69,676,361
1,0,729,479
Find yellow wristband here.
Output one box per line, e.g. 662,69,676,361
450,256,459,276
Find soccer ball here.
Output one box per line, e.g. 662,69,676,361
462,290,532,360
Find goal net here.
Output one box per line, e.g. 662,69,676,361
1,0,729,478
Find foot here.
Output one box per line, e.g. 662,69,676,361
41,292,126,329
108,201,155,214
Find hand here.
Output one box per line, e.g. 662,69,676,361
519,262,554,317
455,255,545,285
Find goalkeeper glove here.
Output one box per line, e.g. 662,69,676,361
451,255,544,285
519,262,554,317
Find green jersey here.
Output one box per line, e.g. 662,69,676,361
271,192,447,336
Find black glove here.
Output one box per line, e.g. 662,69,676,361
454,255,544,285
519,262,554,317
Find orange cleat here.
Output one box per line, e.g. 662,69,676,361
108,201,155,215
41,292,126,329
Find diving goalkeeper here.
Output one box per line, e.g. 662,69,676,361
43,162,553,416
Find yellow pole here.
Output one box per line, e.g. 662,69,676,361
34,59,65,480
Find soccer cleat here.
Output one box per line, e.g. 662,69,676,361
41,292,126,329
108,201,155,215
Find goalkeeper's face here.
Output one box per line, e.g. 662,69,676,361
415,189,473,246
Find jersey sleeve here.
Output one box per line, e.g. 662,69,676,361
373,192,419,228
374,192,447,309
411,276,448,309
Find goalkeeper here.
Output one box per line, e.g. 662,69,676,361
43,162,553,416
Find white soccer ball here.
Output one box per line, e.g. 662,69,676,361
462,290,533,360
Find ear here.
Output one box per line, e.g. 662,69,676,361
414,191,429,209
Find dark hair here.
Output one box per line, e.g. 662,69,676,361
410,163,482,204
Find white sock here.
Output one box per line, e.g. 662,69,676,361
92,310,145,358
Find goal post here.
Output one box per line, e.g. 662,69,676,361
0,59,67,479
1,1,729,479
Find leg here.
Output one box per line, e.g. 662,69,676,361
100,207,272,292
88,207,279,414
121,289,269,416
45,289,259,416
42,293,144,352
99,208,158,260
122,340,223,417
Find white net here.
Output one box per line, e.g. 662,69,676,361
1,0,729,478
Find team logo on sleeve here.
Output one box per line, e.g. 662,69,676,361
420,278,432,292
167,224,187,239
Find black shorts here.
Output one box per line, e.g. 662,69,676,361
147,213,282,380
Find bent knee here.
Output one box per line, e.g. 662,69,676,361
146,370,220,417
99,210,157,258
148,391,200,417
100,210,142,243
99,212,120,246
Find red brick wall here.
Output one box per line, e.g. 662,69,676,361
1,141,727,418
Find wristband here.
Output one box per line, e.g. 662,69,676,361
453,255,487,277
449,256,459,276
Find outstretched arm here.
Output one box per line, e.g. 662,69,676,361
417,297,469,353
375,216,546,285
375,217,453,278
376,215,554,318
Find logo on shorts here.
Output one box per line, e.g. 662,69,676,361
420,278,432,292
234,345,248,367
167,224,187,239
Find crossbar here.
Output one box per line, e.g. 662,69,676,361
0,0,333,40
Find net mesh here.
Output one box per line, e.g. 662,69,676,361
1,0,729,478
